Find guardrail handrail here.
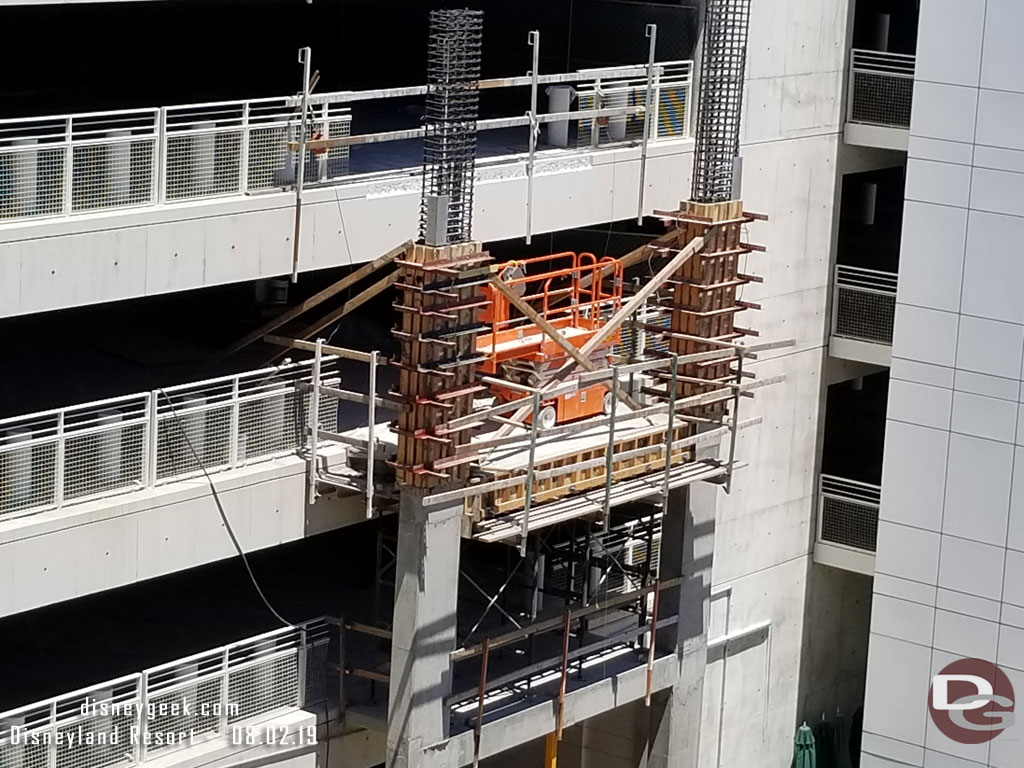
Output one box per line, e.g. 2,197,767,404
850,48,917,77
834,264,899,294
0,356,343,522
819,473,882,505
0,618,329,765
817,473,881,554
0,58,692,226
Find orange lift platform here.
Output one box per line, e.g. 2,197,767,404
477,252,624,428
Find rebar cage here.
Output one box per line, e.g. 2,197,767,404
690,0,751,203
419,8,484,246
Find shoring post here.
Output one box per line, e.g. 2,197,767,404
725,348,744,492
239,102,250,192
645,579,661,705
520,390,542,557
472,638,491,768
337,616,347,723
637,24,658,223
54,411,65,508
556,610,571,740
661,353,679,502
545,731,558,768
602,365,619,521
366,349,378,517
291,46,312,283
307,338,323,505
525,30,541,244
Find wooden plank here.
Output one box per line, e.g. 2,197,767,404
217,240,409,360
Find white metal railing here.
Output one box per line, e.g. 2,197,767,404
576,61,692,147
0,358,342,521
0,620,331,768
847,49,916,129
0,58,692,226
832,264,898,345
0,98,351,222
817,474,881,553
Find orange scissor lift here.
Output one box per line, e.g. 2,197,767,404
477,252,624,429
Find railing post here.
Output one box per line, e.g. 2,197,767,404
591,78,602,148
55,411,65,509
62,117,73,215
137,672,149,763
308,339,322,505
366,350,377,519
146,391,159,488
816,476,826,544
47,701,57,768
520,390,541,557
229,376,240,469
297,626,308,708
603,366,619,521
846,61,856,125
219,647,231,735
830,264,840,337
157,107,168,205
239,102,250,194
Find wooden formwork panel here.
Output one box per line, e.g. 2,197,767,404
476,424,692,518
392,241,490,489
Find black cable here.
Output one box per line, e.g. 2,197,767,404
157,387,295,628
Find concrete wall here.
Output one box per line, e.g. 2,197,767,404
0,141,693,319
695,0,853,766
863,2,1024,767
0,448,362,618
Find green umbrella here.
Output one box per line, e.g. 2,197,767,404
792,722,817,768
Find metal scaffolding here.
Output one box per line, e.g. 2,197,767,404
691,0,752,203
420,8,484,246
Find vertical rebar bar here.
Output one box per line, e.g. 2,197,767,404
292,47,312,282
521,390,541,557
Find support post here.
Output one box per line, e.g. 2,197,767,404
387,493,463,768
525,30,540,244
637,24,658,223
291,47,312,283
367,349,378,518
307,338,322,505
520,390,541,557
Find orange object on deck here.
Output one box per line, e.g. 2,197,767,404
477,252,623,427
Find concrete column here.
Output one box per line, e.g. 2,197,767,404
96,408,124,488
193,122,217,196
546,86,574,147
12,139,38,217
106,130,131,205
5,426,34,505
387,492,463,768
645,446,718,768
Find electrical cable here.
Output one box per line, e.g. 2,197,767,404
156,387,295,628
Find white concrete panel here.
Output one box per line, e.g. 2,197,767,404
971,168,1024,218
937,535,1006,600
989,666,1024,768
861,732,925,767
888,380,952,430
953,370,1019,402
874,521,941,584
908,82,979,145
891,304,959,368
144,220,206,294
1004,603,1024,631
904,159,972,209
894,202,966,313
976,88,1024,152
973,145,1024,175
980,0,1024,93
960,211,1024,324
873,573,937,607
907,136,974,167
950,391,1017,443
933,609,999,659
916,0,986,88
1008,448,1024,552
998,624,1024,672
935,587,1002,622
1003,549,1024,608
203,214,262,287
879,421,948,531
955,315,1024,379
890,357,955,389
937,436,1011,548
0,242,21,316
257,206,295,277
862,633,932,746
861,755,920,768
869,594,934,646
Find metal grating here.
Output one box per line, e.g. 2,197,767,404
418,8,483,245
691,0,751,203
850,71,913,129
834,287,895,344
820,496,879,552
227,653,299,722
